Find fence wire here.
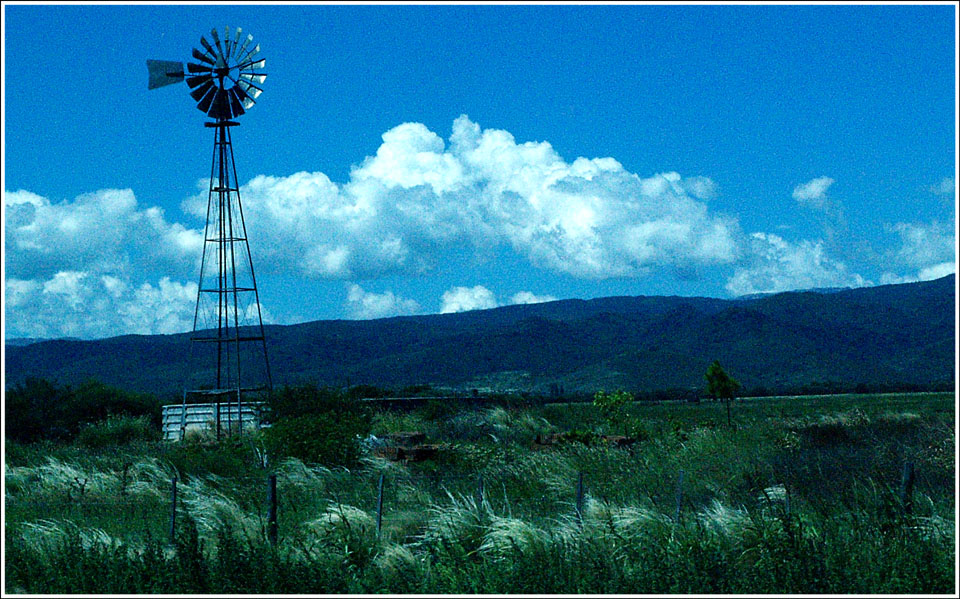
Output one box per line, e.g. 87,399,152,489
5,457,950,549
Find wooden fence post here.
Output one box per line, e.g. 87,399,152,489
169,476,178,544
899,461,915,516
674,470,684,524
267,474,278,546
376,473,385,538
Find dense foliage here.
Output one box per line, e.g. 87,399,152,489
261,384,372,467
75,415,158,449
5,378,160,443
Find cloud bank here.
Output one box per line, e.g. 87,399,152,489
5,272,197,339
440,285,499,314
4,118,952,337
346,284,420,319
725,232,869,296
879,221,955,284
184,116,740,282
437,285,557,314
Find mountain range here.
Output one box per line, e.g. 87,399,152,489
4,275,955,400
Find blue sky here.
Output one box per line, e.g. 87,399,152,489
3,3,957,340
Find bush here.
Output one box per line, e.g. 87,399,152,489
260,384,373,467
162,437,262,478
593,390,635,435
263,413,369,467
75,415,158,448
264,384,369,422
5,378,160,443
416,399,462,422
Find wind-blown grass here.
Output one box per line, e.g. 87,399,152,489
4,392,954,594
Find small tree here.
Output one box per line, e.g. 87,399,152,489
593,389,634,434
705,360,741,427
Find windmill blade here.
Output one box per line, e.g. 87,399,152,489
236,43,260,67
196,84,218,113
228,88,245,117
210,27,227,64
187,74,214,90
239,58,265,71
237,79,263,100
224,26,232,58
146,60,185,90
200,36,216,58
233,27,243,55
234,84,256,109
239,73,266,85
235,34,253,63
189,78,215,101
200,35,223,67
208,88,232,119
192,48,215,65
187,62,213,74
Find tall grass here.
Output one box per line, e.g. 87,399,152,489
5,392,954,594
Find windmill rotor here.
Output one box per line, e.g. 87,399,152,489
147,26,267,120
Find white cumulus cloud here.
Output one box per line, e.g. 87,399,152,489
931,176,955,196
4,188,202,281
346,284,421,319
440,285,499,314
725,232,869,296
880,262,955,285
884,221,955,268
5,272,198,339
182,116,739,282
878,220,956,284
792,176,835,210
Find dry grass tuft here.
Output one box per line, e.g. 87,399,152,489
179,476,262,545
419,492,495,553
479,515,551,560
18,519,123,552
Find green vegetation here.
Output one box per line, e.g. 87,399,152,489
705,360,741,426
4,382,955,594
5,378,160,443
75,415,159,449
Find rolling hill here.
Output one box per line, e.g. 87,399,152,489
4,275,955,399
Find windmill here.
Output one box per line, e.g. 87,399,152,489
148,27,271,439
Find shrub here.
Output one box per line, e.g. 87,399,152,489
264,384,366,421
263,413,369,467
593,390,635,434
75,415,158,449
259,384,373,467
162,437,261,479
416,399,462,422
5,378,160,443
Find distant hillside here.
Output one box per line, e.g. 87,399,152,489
4,337,80,347
4,275,955,399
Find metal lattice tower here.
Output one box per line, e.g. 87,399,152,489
148,27,272,439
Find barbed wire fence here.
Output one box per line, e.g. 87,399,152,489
5,457,945,550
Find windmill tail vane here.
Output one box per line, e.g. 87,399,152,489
148,27,271,440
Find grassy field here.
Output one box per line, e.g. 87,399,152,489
4,391,956,594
